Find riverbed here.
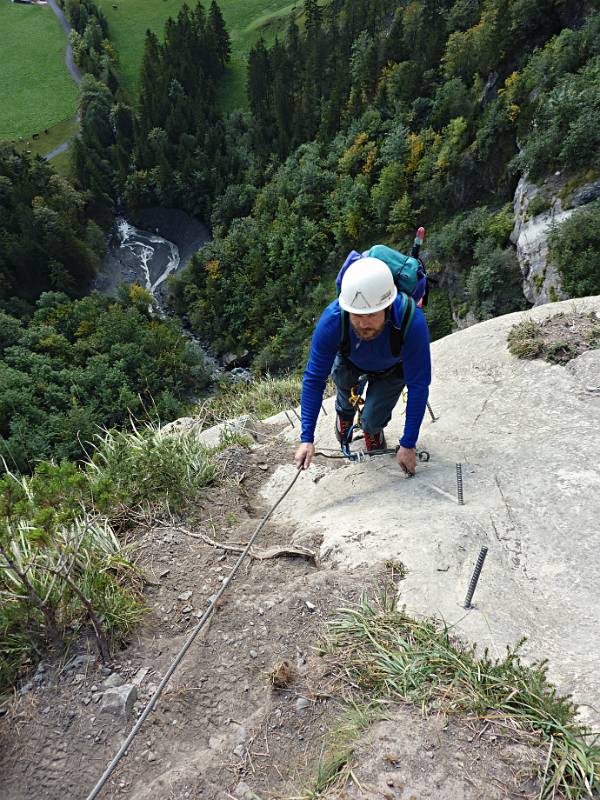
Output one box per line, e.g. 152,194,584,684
92,207,210,309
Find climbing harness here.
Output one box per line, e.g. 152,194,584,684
336,374,430,464
349,383,365,415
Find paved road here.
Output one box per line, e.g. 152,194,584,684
46,0,82,86
43,141,70,161
43,0,81,160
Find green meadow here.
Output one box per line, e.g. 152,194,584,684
219,0,298,110
1,0,300,158
96,0,298,108
0,3,78,140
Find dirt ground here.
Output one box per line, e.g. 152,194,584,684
0,435,548,800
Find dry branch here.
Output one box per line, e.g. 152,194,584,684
169,523,316,562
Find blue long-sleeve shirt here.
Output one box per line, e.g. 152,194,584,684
301,295,431,447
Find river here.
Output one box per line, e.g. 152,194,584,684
93,207,210,311
91,208,250,380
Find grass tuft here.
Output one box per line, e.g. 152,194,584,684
88,418,220,515
508,313,600,365
301,701,385,799
0,502,143,688
508,319,544,358
0,419,221,691
268,658,296,689
322,589,600,799
194,373,303,428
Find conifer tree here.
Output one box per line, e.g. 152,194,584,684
304,0,322,35
139,31,166,133
270,39,294,156
247,38,273,122
208,0,231,72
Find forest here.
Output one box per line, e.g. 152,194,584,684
2,0,600,468
166,0,600,368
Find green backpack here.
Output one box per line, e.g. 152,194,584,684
336,245,422,358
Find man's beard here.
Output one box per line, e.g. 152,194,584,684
351,321,386,341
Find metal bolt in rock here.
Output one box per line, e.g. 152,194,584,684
464,546,488,609
456,463,464,505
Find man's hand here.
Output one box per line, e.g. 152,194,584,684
396,446,416,476
294,443,315,470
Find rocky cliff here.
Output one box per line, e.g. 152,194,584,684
511,173,600,305
2,296,600,800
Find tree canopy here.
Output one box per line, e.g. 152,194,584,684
0,146,104,308
0,289,210,472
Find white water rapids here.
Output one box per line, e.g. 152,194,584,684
116,218,180,296
95,211,244,381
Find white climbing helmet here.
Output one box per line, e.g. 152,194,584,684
338,257,397,314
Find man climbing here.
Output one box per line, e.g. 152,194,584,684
294,254,431,474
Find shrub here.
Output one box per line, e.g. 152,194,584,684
0,292,211,473
517,56,600,179
0,421,221,690
507,319,544,358
548,201,600,297
424,288,454,341
428,204,513,269
467,239,525,320
527,194,552,219
0,468,142,689
508,313,600,364
89,421,220,514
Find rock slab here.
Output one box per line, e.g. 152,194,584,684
100,685,138,718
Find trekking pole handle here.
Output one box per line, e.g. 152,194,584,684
411,226,426,259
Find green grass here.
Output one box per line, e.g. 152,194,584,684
218,0,299,111
324,589,600,799
96,0,299,108
193,372,304,427
2,0,303,146
96,0,190,95
88,419,221,514
48,147,74,179
0,4,78,140
0,420,222,690
14,116,79,159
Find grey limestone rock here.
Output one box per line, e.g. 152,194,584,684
511,172,600,306
233,781,261,800
64,654,96,673
100,684,138,718
571,180,600,207
102,672,124,689
510,175,571,306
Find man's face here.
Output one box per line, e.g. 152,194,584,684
349,309,386,341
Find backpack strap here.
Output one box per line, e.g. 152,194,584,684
339,308,351,358
339,294,415,359
390,293,415,357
